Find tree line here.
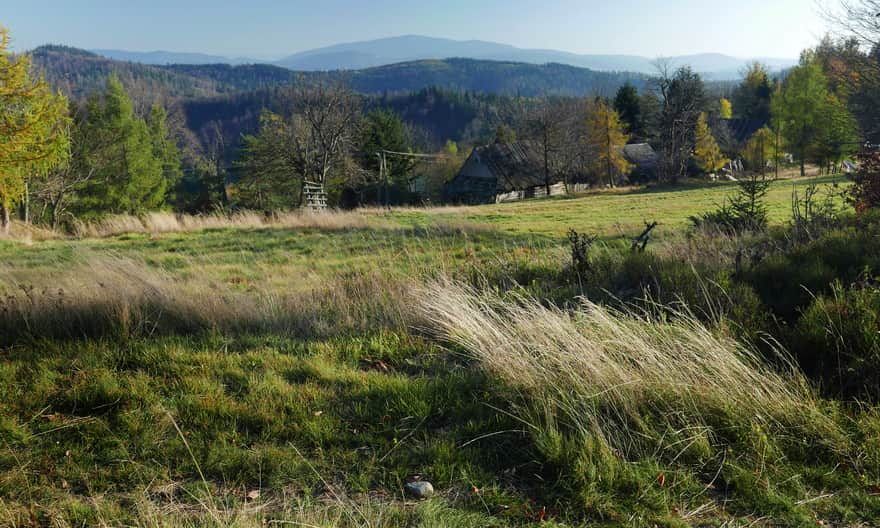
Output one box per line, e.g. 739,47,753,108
2,18,877,231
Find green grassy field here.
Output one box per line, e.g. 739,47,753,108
388,175,849,237
1,175,877,528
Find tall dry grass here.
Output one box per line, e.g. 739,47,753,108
0,493,400,528
71,210,384,238
417,280,836,462
0,255,410,344
0,220,63,244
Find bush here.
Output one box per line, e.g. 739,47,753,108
792,282,880,398
849,150,880,213
745,225,880,320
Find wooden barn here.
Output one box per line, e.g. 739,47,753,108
446,142,565,204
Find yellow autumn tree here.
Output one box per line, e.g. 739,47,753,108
719,98,733,119
585,99,631,187
693,112,727,174
742,127,774,176
0,27,70,234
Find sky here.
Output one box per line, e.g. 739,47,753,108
1,0,827,60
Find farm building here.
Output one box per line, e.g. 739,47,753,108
446,142,565,204
447,141,661,204
622,143,658,180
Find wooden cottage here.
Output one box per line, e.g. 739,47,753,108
446,142,564,204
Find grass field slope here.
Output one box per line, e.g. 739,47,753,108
1,175,879,527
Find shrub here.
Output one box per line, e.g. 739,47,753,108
745,225,880,320
849,150,880,213
792,282,880,398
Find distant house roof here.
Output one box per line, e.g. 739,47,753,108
722,118,767,145
470,141,548,192
622,143,658,169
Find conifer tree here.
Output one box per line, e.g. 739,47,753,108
0,27,70,233
614,82,643,137
147,104,183,203
77,76,165,216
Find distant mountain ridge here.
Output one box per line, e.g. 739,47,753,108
90,35,798,80
34,46,650,101
91,49,260,66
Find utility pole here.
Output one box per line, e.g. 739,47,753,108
373,150,447,209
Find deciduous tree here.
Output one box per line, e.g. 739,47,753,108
693,112,727,174
742,127,774,176
812,93,861,172
655,63,706,182
520,98,574,195
732,63,773,121
719,97,733,119
235,111,303,210
0,27,70,233
771,56,834,176
295,82,361,196
585,99,632,187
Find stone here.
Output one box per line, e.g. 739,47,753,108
404,480,434,499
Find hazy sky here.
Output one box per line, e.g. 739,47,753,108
1,0,827,59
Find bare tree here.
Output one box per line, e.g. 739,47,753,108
822,0,880,47
294,82,362,197
518,97,583,194
29,105,110,228
653,59,706,182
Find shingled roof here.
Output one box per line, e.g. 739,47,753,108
470,141,547,192
622,143,658,169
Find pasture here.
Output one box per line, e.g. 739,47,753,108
1,174,878,528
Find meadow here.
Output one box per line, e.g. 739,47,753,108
2,174,879,527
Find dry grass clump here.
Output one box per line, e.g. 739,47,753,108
0,493,400,528
417,280,829,460
0,220,63,244
0,256,409,344
72,209,383,238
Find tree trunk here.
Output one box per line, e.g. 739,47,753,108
800,157,806,177
1,202,10,235
544,141,551,196
23,181,29,224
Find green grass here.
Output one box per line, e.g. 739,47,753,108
389,175,849,236
0,331,536,526
1,175,878,527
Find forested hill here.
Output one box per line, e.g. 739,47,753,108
181,87,516,161
31,46,222,103
33,45,648,100
348,59,647,96
30,45,651,159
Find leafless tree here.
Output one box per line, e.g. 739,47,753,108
822,0,880,47
29,106,109,228
293,82,362,194
518,97,584,194
652,59,706,182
